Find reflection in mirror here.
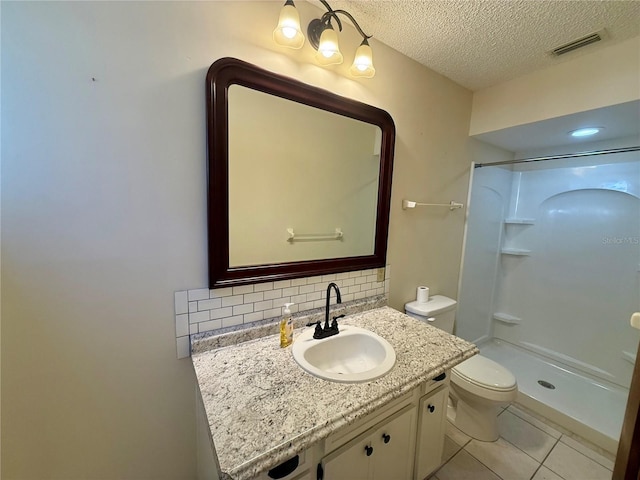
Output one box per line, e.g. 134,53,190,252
228,85,382,267
207,58,395,288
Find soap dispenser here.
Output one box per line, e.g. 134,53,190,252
280,303,295,348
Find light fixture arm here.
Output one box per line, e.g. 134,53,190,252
318,0,343,32
323,9,372,42
308,0,372,50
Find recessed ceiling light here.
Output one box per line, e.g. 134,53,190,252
570,127,603,138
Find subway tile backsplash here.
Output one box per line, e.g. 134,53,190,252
175,266,391,358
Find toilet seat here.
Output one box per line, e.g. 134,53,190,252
452,355,517,392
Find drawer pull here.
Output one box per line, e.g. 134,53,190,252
365,445,374,456
267,454,299,479
382,433,391,444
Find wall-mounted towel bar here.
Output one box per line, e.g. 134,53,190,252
287,228,343,242
402,199,464,210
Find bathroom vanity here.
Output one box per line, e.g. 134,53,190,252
192,306,477,480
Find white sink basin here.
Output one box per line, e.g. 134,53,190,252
291,324,396,383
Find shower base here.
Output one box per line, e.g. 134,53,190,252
479,338,628,454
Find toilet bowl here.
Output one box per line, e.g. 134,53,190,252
405,295,518,442
449,354,517,441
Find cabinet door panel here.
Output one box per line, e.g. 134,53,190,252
322,432,372,480
372,406,417,480
414,386,448,480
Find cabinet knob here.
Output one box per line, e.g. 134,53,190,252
382,433,391,444
428,404,435,413
365,445,374,456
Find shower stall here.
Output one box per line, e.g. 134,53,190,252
456,144,640,453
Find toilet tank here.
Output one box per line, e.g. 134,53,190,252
404,295,457,334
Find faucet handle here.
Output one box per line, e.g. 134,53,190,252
331,314,345,331
307,321,324,339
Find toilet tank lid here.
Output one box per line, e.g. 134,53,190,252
405,295,457,316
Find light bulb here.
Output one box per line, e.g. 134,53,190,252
282,26,297,39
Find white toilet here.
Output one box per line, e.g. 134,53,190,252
405,295,517,442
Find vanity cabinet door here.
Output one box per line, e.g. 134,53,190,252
414,386,448,480
321,405,416,480
371,405,417,480
322,430,372,480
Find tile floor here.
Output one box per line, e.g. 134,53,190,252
430,404,615,480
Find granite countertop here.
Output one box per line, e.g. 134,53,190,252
191,306,478,480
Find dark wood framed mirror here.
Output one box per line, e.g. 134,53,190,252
207,57,395,288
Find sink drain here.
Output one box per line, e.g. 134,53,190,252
538,380,555,390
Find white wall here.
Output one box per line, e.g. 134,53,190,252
1,2,473,478
470,36,640,135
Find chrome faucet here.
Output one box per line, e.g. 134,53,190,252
307,282,344,339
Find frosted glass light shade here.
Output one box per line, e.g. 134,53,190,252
273,2,305,49
350,41,375,78
315,27,343,65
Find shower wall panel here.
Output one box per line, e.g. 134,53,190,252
492,158,640,388
456,166,512,343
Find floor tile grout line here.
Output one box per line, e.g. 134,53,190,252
509,403,616,467
531,437,563,480
429,441,464,479
491,425,551,467
556,434,615,472
505,405,563,441
449,445,505,480
454,426,610,480
504,404,610,469
462,436,541,480
529,464,543,480
444,404,612,480
508,404,564,436
540,436,561,464
462,450,519,480
542,437,614,480
446,424,472,449
543,464,570,480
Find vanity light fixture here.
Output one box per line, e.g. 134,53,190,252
273,0,376,78
273,0,306,49
570,127,603,138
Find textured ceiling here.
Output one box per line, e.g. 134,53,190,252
323,0,640,91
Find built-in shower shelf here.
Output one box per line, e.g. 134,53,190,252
501,248,531,256
504,218,535,225
493,313,522,324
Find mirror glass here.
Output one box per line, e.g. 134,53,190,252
228,85,382,267
207,58,395,288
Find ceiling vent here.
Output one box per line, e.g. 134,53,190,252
551,31,605,56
